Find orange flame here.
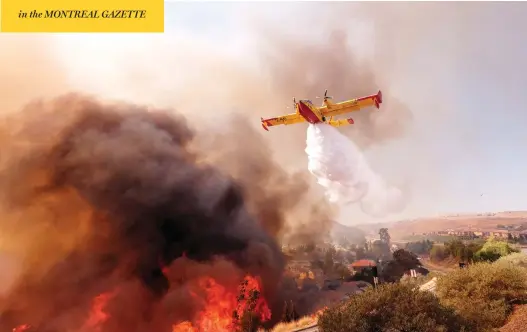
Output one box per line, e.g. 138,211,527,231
311,306,328,318
12,324,32,332
80,291,115,331
172,276,270,332
12,291,115,332
11,277,271,332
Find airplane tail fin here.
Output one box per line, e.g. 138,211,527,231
374,90,383,108
261,117,269,131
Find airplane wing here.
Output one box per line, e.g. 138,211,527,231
261,113,305,131
321,90,382,117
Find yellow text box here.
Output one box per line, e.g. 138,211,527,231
1,0,164,32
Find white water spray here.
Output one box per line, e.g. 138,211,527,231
305,123,405,217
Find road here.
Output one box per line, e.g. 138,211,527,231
293,324,318,332
420,258,454,275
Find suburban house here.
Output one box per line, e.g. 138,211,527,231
350,259,377,273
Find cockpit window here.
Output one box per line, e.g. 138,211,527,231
305,100,312,104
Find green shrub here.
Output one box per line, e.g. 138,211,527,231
435,262,527,331
318,282,466,332
444,240,482,262
473,238,519,263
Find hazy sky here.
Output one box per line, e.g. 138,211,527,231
49,2,527,225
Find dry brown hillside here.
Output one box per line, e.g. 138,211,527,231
354,211,527,240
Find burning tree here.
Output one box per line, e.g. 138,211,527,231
231,278,270,332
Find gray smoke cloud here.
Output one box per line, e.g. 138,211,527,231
0,94,331,330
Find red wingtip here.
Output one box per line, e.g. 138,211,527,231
377,90,383,104
347,118,354,124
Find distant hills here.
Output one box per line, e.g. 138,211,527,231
351,210,527,240
330,221,367,244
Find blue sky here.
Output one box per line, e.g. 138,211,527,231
55,2,527,224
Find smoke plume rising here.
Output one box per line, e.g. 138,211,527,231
0,94,325,330
193,116,335,244
305,124,406,218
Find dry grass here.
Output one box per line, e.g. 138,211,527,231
496,252,527,268
263,307,327,332
266,316,318,332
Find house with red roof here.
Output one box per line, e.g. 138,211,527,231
350,259,377,273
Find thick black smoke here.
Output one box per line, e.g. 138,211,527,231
0,94,291,331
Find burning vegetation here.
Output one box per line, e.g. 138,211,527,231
0,94,329,332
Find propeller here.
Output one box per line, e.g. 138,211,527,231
316,90,332,107
316,89,332,100
286,97,296,109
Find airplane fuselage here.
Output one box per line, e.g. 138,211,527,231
260,90,381,131
296,100,325,124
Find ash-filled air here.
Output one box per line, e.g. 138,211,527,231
305,123,406,217
0,94,330,331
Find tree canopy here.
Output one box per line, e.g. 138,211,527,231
379,228,391,244
473,238,519,263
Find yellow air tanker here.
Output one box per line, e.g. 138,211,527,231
261,89,382,131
